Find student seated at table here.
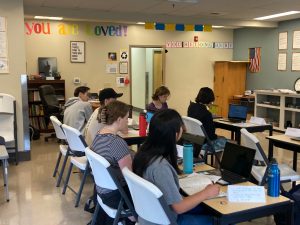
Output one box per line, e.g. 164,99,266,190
133,109,219,225
63,86,93,134
187,87,227,153
91,100,134,223
146,86,170,112
84,88,123,146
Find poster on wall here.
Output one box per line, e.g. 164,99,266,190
277,53,287,71
0,16,8,73
293,31,300,49
119,62,128,74
106,63,118,74
292,52,300,71
120,49,128,61
278,32,288,50
70,41,85,63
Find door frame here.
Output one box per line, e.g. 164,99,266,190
129,45,166,111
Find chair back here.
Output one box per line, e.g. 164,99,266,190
62,124,87,152
0,94,16,142
50,116,66,140
240,128,267,162
122,167,177,225
182,116,205,137
85,147,117,190
39,85,60,114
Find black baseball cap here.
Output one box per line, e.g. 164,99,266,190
99,88,123,101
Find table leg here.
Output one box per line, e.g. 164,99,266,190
293,151,297,172
231,131,234,140
286,201,294,225
236,131,241,144
268,140,274,161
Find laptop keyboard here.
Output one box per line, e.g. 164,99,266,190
221,170,246,184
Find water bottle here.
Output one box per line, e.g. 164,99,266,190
183,143,193,174
139,112,147,136
267,159,280,197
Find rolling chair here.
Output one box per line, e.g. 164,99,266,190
0,93,18,164
39,85,63,142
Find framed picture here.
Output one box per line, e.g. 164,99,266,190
119,62,128,74
70,41,85,63
277,53,287,71
293,30,300,49
278,32,288,50
292,52,300,71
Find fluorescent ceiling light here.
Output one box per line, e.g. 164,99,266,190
137,22,145,25
254,11,300,20
212,25,224,28
34,16,63,20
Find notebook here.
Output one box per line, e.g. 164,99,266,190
220,104,248,123
208,142,256,185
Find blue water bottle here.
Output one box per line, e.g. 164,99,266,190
267,159,280,197
183,143,193,174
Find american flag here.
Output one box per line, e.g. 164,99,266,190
249,47,261,73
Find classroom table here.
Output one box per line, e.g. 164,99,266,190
179,164,293,225
267,134,300,172
203,182,293,225
214,119,273,145
119,129,146,147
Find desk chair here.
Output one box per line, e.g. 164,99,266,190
240,128,300,186
49,116,69,185
122,167,177,225
182,116,221,165
0,93,18,164
39,85,63,142
61,124,89,207
85,147,137,225
0,136,9,202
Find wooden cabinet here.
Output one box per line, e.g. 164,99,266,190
27,79,65,133
213,61,247,118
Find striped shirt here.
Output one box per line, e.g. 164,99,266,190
91,133,130,194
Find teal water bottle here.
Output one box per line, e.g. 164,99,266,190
267,159,280,197
183,143,193,174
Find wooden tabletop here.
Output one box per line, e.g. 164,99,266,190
267,134,300,146
204,182,290,215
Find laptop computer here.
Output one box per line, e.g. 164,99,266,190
208,142,256,185
220,104,248,123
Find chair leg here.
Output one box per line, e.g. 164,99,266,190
53,152,62,177
62,163,73,194
2,159,9,201
91,202,100,225
75,168,89,207
113,199,124,225
56,152,69,187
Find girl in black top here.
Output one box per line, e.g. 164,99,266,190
187,87,227,153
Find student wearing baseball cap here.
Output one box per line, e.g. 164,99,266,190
84,88,123,146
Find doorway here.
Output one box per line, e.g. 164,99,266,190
130,46,165,111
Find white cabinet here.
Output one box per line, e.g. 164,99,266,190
255,91,300,131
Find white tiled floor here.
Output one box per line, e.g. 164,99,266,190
0,129,297,225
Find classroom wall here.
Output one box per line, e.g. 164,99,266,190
25,20,233,115
0,0,27,152
233,18,300,91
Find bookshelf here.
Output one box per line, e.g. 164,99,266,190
27,79,65,133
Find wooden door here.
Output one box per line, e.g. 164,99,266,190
153,51,163,92
214,62,226,116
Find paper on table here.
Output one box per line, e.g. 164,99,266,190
227,185,266,203
176,144,183,158
285,127,300,137
179,173,213,195
249,116,267,125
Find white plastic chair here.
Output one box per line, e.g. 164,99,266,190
85,147,136,225
0,93,18,164
122,167,177,225
240,128,300,185
61,124,89,207
0,136,9,202
50,116,69,186
182,116,222,164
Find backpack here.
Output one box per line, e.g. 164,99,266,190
274,184,300,225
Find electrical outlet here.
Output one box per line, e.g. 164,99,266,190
73,77,80,84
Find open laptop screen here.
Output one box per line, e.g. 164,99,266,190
228,104,248,121
221,142,255,179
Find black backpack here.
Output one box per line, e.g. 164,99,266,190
274,184,300,225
